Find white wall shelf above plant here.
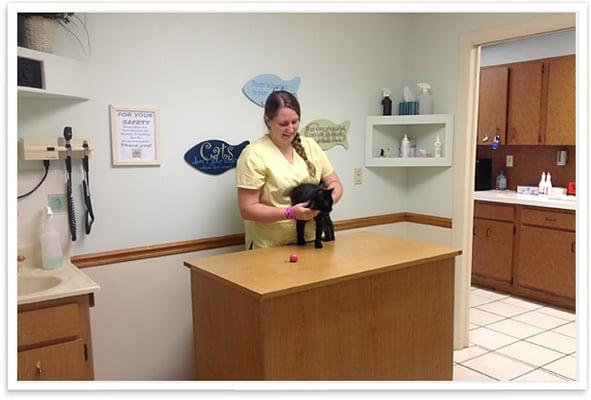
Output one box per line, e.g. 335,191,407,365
17,47,90,100
365,114,454,167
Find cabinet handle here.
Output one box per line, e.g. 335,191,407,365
485,227,491,238
545,217,557,222
36,361,42,375
571,241,575,254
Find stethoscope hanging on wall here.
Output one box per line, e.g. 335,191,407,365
64,127,77,242
82,140,95,234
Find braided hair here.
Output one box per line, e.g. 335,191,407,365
264,90,316,177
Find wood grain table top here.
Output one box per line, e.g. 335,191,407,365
184,231,461,299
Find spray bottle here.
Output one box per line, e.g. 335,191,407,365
417,83,432,114
41,206,63,269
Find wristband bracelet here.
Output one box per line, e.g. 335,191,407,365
284,207,295,220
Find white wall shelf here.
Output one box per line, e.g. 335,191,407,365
17,47,90,101
365,114,454,167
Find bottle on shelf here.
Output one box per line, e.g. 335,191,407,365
417,83,432,114
400,134,410,158
381,88,392,116
434,135,442,158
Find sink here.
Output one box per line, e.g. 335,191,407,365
18,276,62,296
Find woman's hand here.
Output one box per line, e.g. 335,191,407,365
293,202,320,221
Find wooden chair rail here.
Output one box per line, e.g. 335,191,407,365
71,212,451,268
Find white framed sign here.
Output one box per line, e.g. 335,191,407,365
110,105,160,166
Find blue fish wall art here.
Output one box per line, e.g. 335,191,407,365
242,74,301,107
184,140,249,175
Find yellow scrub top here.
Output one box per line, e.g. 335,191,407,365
236,135,335,249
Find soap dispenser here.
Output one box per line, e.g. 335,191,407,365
496,170,507,191
546,172,553,195
538,172,546,195
41,206,63,269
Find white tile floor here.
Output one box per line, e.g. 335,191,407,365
453,286,577,382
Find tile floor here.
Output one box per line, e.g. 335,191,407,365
453,286,577,382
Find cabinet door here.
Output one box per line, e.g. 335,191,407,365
545,55,576,145
472,218,514,283
507,60,544,144
516,225,575,300
18,338,89,380
477,66,509,145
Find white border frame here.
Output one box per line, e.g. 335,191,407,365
109,105,161,166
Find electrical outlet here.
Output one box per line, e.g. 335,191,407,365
48,193,67,213
353,167,363,185
506,155,513,168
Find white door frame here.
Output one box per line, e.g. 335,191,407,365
452,14,576,350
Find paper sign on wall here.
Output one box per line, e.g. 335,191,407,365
242,74,301,107
184,139,250,175
302,119,350,150
110,106,160,166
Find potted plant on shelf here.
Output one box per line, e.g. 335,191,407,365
18,13,90,56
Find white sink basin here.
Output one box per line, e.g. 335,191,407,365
18,275,62,296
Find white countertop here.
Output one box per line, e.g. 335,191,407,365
17,249,100,306
474,190,576,211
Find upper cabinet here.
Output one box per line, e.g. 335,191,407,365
506,60,544,144
17,47,90,101
477,54,575,146
477,66,508,145
545,56,576,145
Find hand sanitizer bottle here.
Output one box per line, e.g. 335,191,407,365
538,172,546,196
496,170,507,191
41,206,63,269
434,135,442,158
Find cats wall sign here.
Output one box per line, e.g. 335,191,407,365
184,139,249,175
110,105,160,166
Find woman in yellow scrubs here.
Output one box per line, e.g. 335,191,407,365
236,90,343,249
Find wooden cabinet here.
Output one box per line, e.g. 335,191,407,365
545,56,576,145
507,60,544,144
477,66,508,145
515,208,576,301
516,226,575,300
477,55,575,146
472,202,515,283
18,294,94,380
471,201,575,310
472,219,514,283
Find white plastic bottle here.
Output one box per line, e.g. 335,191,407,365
41,206,63,269
400,134,410,158
546,172,553,195
538,172,546,196
434,135,442,158
417,83,432,115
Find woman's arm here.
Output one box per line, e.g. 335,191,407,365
322,171,343,204
237,188,319,222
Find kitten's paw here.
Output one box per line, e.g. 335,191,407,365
314,242,323,249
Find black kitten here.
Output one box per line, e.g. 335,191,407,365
289,183,335,248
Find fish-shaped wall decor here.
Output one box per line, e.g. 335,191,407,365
242,74,301,107
301,119,350,150
184,140,249,175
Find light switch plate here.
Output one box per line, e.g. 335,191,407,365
353,167,363,185
506,155,513,167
